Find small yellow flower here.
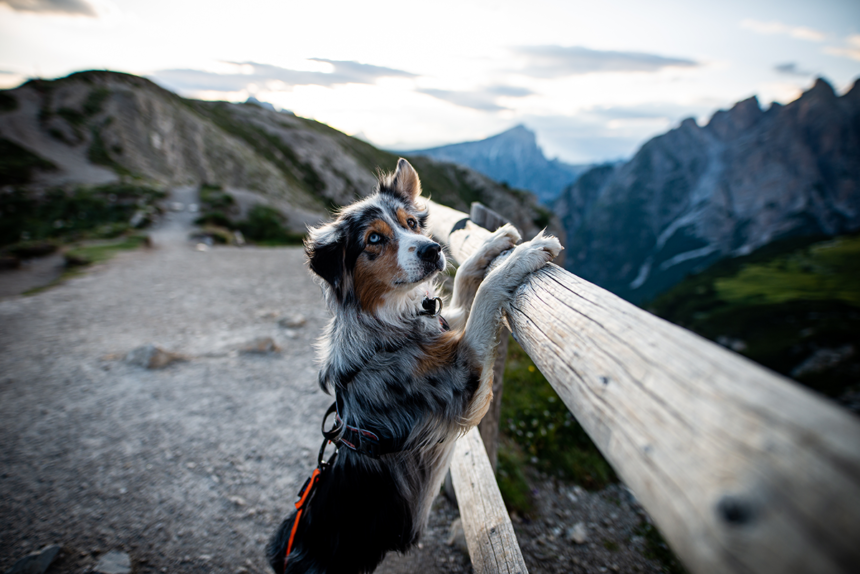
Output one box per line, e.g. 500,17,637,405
528,365,535,373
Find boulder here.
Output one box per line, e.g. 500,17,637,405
125,344,185,369
6,545,61,574
93,550,131,574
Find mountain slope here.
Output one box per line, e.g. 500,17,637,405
647,232,860,411
407,125,592,205
557,78,860,303
0,71,554,239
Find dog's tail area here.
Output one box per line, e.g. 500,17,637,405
266,512,297,574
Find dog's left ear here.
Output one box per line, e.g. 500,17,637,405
389,158,422,202
305,223,345,294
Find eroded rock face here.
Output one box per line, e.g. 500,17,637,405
557,78,860,303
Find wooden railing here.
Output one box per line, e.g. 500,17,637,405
430,200,860,574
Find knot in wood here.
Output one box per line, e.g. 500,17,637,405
716,495,755,526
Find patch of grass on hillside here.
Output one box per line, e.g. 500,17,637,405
500,336,616,495
194,184,305,246
648,233,860,402
0,183,165,248
0,138,58,186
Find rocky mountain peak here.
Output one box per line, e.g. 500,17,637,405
706,96,763,141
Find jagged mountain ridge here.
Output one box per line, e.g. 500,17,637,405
406,124,592,205
556,78,860,303
0,71,554,239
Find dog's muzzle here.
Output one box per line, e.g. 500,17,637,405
417,241,444,273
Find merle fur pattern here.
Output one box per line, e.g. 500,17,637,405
267,159,562,574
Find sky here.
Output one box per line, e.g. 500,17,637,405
0,0,859,163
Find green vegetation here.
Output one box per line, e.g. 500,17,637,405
648,233,860,401
195,184,305,246
501,336,616,488
0,91,18,113
0,138,57,185
496,336,616,514
64,234,150,267
0,183,165,248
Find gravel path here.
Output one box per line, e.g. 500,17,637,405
0,188,470,573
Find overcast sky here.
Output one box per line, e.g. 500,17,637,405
1,0,858,163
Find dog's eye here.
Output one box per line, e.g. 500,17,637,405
407,218,417,229
368,232,382,245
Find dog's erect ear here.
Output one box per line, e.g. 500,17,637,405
305,223,345,292
389,158,422,202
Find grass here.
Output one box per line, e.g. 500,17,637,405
495,335,617,516
24,234,150,296
194,184,306,246
0,183,165,248
64,234,150,266
0,138,57,185
647,233,860,401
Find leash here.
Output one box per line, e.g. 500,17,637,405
283,403,342,570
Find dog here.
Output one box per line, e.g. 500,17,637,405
267,158,561,573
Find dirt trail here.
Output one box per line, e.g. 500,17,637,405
0,188,469,573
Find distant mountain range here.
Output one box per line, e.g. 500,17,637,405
406,125,593,204
557,78,860,303
0,71,556,240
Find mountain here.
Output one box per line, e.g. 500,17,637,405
556,78,860,303
406,124,593,205
0,71,555,241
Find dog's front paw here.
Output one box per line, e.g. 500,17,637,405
475,223,520,267
503,229,562,281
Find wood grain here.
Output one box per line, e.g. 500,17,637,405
428,200,860,574
450,428,529,574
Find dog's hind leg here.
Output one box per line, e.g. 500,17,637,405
460,230,562,426
446,223,521,330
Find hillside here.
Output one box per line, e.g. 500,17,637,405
0,71,554,240
557,78,860,303
407,125,592,205
648,233,860,411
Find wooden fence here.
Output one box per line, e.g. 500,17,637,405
429,200,860,574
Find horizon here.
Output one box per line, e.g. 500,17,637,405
1,0,858,163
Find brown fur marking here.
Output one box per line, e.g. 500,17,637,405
354,220,400,312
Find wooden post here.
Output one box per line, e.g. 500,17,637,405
426,199,860,574
450,428,529,574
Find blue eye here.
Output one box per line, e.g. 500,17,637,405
368,233,382,244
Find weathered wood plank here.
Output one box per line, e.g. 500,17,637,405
450,428,529,574
427,199,860,574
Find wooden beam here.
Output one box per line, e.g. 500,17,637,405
427,199,860,574
450,428,529,574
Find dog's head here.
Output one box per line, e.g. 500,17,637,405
306,158,446,312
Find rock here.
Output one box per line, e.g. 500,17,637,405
239,337,279,354
94,550,131,574
566,521,588,544
278,314,306,329
446,518,469,555
6,545,61,574
125,344,185,369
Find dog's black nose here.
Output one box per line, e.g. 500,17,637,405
417,242,441,263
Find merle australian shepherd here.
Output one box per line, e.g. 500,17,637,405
267,158,561,573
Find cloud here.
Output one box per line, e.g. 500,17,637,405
417,85,533,112
0,0,97,17
774,62,813,76
740,19,825,41
150,60,416,93
509,45,697,78
824,34,860,62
